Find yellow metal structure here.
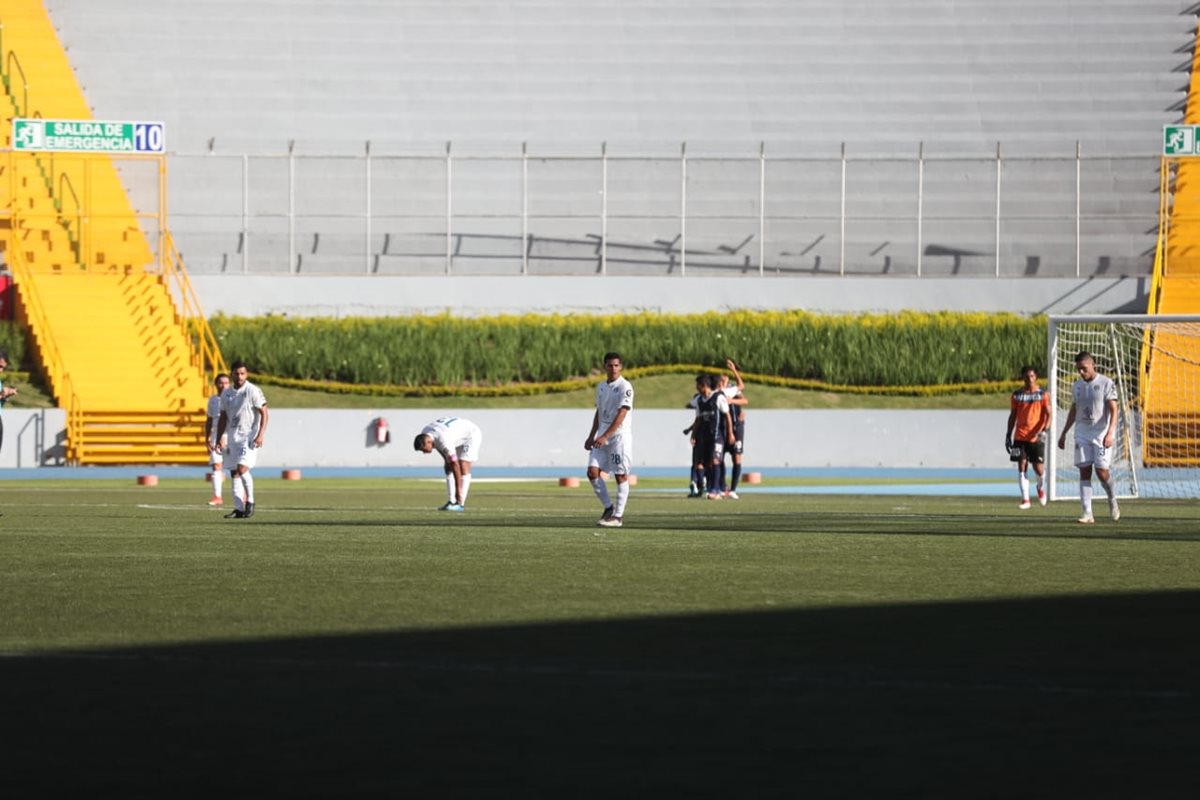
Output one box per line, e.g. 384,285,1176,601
1,0,225,464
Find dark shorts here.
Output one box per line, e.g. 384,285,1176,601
1010,438,1045,464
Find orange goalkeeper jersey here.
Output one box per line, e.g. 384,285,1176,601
1010,387,1050,442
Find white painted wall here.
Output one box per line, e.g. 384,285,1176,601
192,275,1147,318
0,407,1010,470
258,409,1006,470
0,409,68,468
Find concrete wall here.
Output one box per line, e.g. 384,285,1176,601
0,409,68,468
258,409,1005,470
0,408,1008,471
192,275,1149,318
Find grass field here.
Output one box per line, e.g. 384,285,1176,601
3,477,1199,796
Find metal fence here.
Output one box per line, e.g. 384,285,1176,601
160,143,1159,278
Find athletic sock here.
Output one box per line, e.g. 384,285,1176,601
1018,474,1030,501
241,471,255,504
1080,481,1093,516
591,477,611,509
1099,476,1116,502
614,480,629,517
704,464,718,494
461,473,472,505
231,472,245,511
730,462,742,491
717,462,727,493
445,473,456,504
211,470,223,498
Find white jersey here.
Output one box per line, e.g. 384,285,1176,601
220,381,268,443
595,376,634,438
421,416,481,461
205,394,224,445
1072,373,1117,437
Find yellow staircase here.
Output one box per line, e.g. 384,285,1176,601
2,0,224,465
1143,17,1200,467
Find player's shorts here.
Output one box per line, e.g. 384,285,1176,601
1010,438,1044,464
224,439,260,471
455,424,483,463
1074,440,1113,471
588,434,632,476
693,433,717,464
731,421,745,455
711,439,726,461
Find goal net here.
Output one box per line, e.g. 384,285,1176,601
1048,314,1200,500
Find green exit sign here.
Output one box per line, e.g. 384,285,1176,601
12,118,165,153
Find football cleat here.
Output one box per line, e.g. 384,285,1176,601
444,503,465,512
706,492,723,500
1037,488,1047,506
598,506,614,524
224,509,245,519
725,491,740,500
437,502,453,511
1110,502,1120,522
243,502,255,518
1018,500,1032,510
1076,515,1095,524
597,516,623,528
207,496,223,506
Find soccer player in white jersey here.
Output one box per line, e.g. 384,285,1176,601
1057,351,1120,523
214,360,269,519
203,372,231,506
413,416,483,511
585,352,634,527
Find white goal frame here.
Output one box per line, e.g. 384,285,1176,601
1047,313,1200,502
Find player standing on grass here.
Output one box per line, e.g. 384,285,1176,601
413,416,483,511
215,360,269,519
585,352,634,528
1005,365,1051,509
718,359,748,499
1057,351,1120,524
204,372,231,507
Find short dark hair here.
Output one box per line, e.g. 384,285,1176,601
707,374,721,389
1074,351,1094,365
214,372,230,385
230,359,248,371
1020,365,1036,376
603,352,622,365
0,350,8,362
413,433,430,451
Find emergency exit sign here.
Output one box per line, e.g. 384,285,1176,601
12,118,165,153
1164,125,1200,156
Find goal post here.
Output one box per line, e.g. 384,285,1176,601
1048,314,1200,501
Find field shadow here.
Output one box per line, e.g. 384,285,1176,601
4,591,1198,797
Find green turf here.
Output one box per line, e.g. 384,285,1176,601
3,479,1198,796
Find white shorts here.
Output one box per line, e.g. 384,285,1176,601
224,440,260,471
588,434,632,476
455,424,483,463
1073,429,1113,471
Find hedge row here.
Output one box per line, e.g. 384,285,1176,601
210,311,1046,387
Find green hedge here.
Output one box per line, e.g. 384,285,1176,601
0,321,28,367
210,311,1046,387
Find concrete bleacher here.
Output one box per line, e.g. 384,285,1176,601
41,0,1194,278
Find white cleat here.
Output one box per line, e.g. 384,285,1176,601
1110,502,1120,522
1077,515,1095,524
597,516,623,528
1037,488,1047,506
1018,500,1032,510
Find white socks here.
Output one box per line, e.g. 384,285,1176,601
445,473,456,504
614,481,629,517
461,473,472,505
232,472,245,511
1080,481,1093,516
591,476,611,509
240,471,254,504
211,470,223,498
1018,474,1029,501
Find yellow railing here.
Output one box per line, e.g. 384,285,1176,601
164,231,227,383
8,245,82,462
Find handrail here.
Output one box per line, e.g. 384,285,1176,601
55,170,83,262
163,230,227,383
4,49,28,117
7,243,82,463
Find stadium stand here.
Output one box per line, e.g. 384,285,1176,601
37,0,1194,278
